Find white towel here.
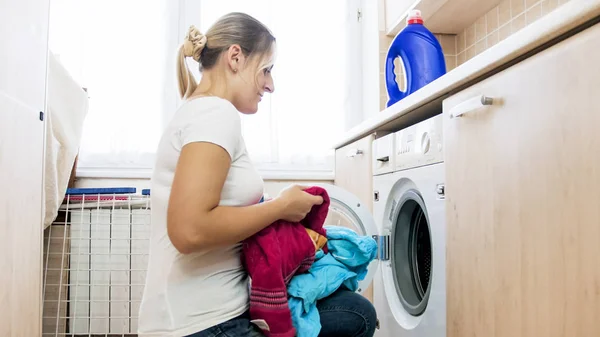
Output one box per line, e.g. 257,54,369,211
44,52,89,228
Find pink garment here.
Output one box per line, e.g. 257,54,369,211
242,186,330,337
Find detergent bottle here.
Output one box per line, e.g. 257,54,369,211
385,9,446,107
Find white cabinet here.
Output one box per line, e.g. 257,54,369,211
0,0,50,111
444,21,600,337
0,93,46,337
0,0,50,335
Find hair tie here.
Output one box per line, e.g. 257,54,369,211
182,25,207,62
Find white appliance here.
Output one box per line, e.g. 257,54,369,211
372,114,446,337
296,114,445,337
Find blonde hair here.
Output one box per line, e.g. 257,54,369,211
177,12,276,99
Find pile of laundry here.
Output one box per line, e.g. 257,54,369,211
288,225,378,337
242,186,378,337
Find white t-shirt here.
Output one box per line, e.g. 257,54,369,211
138,96,265,337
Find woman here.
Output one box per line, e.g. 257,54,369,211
138,12,377,337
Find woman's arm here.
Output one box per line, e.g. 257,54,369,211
167,142,286,254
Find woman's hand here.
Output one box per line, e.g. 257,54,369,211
275,185,324,222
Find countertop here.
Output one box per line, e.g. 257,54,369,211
332,0,600,149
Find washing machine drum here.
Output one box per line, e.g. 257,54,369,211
390,189,432,316
323,199,365,233
314,183,379,296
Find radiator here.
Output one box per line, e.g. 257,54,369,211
42,189,151,336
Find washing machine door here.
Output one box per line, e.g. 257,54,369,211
312,183,379,295
380,180,439,328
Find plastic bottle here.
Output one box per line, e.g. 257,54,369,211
385,9,447,107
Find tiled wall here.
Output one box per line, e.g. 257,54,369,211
378,0,571,111
456,0,571,66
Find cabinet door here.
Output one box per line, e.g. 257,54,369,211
335,135,375,213
0,93,45,336
334,134,375,302
444,22,600,337
0,0,49,335
0,0,50,112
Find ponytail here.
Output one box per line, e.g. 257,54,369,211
177,25,206,99
177,44,198,99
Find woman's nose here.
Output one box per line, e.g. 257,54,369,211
264,77,274,93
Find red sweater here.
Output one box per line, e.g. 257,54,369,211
242,186,330,337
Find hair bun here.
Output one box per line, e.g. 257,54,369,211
182,25,207,62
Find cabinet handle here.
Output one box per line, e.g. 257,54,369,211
449,95,494,119
376,156,390,162
346,149,363,158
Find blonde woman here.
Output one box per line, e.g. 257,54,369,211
138,12,377,337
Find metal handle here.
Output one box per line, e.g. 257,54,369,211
346,148,363,158
449,95,494,119
372,235,390,261
376,156,390,162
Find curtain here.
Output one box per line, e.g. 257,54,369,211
49,0,361,178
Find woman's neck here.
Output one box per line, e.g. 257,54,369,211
191,69,232,101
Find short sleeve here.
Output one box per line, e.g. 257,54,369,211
179,99,241,160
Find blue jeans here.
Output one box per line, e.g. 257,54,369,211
186,288,377,337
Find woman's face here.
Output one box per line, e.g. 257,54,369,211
230,52,275,114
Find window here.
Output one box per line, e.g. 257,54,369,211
50,0,362,179
49,0,175,178
187,0,363,178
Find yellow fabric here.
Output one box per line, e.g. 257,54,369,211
305,228,328,252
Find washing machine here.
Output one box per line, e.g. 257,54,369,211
310,114,445,337
372,113,446,337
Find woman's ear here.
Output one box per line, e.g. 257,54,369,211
226,44,244,72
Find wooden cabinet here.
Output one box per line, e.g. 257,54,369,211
334,135,375,213
383,0,504,35
0,0,50,335
334,134,375,301
384,0,415,34
444,21,600,337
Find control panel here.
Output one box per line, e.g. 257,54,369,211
395,114,443,171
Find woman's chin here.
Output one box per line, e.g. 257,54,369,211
241,109,258,115
241,104,259,115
